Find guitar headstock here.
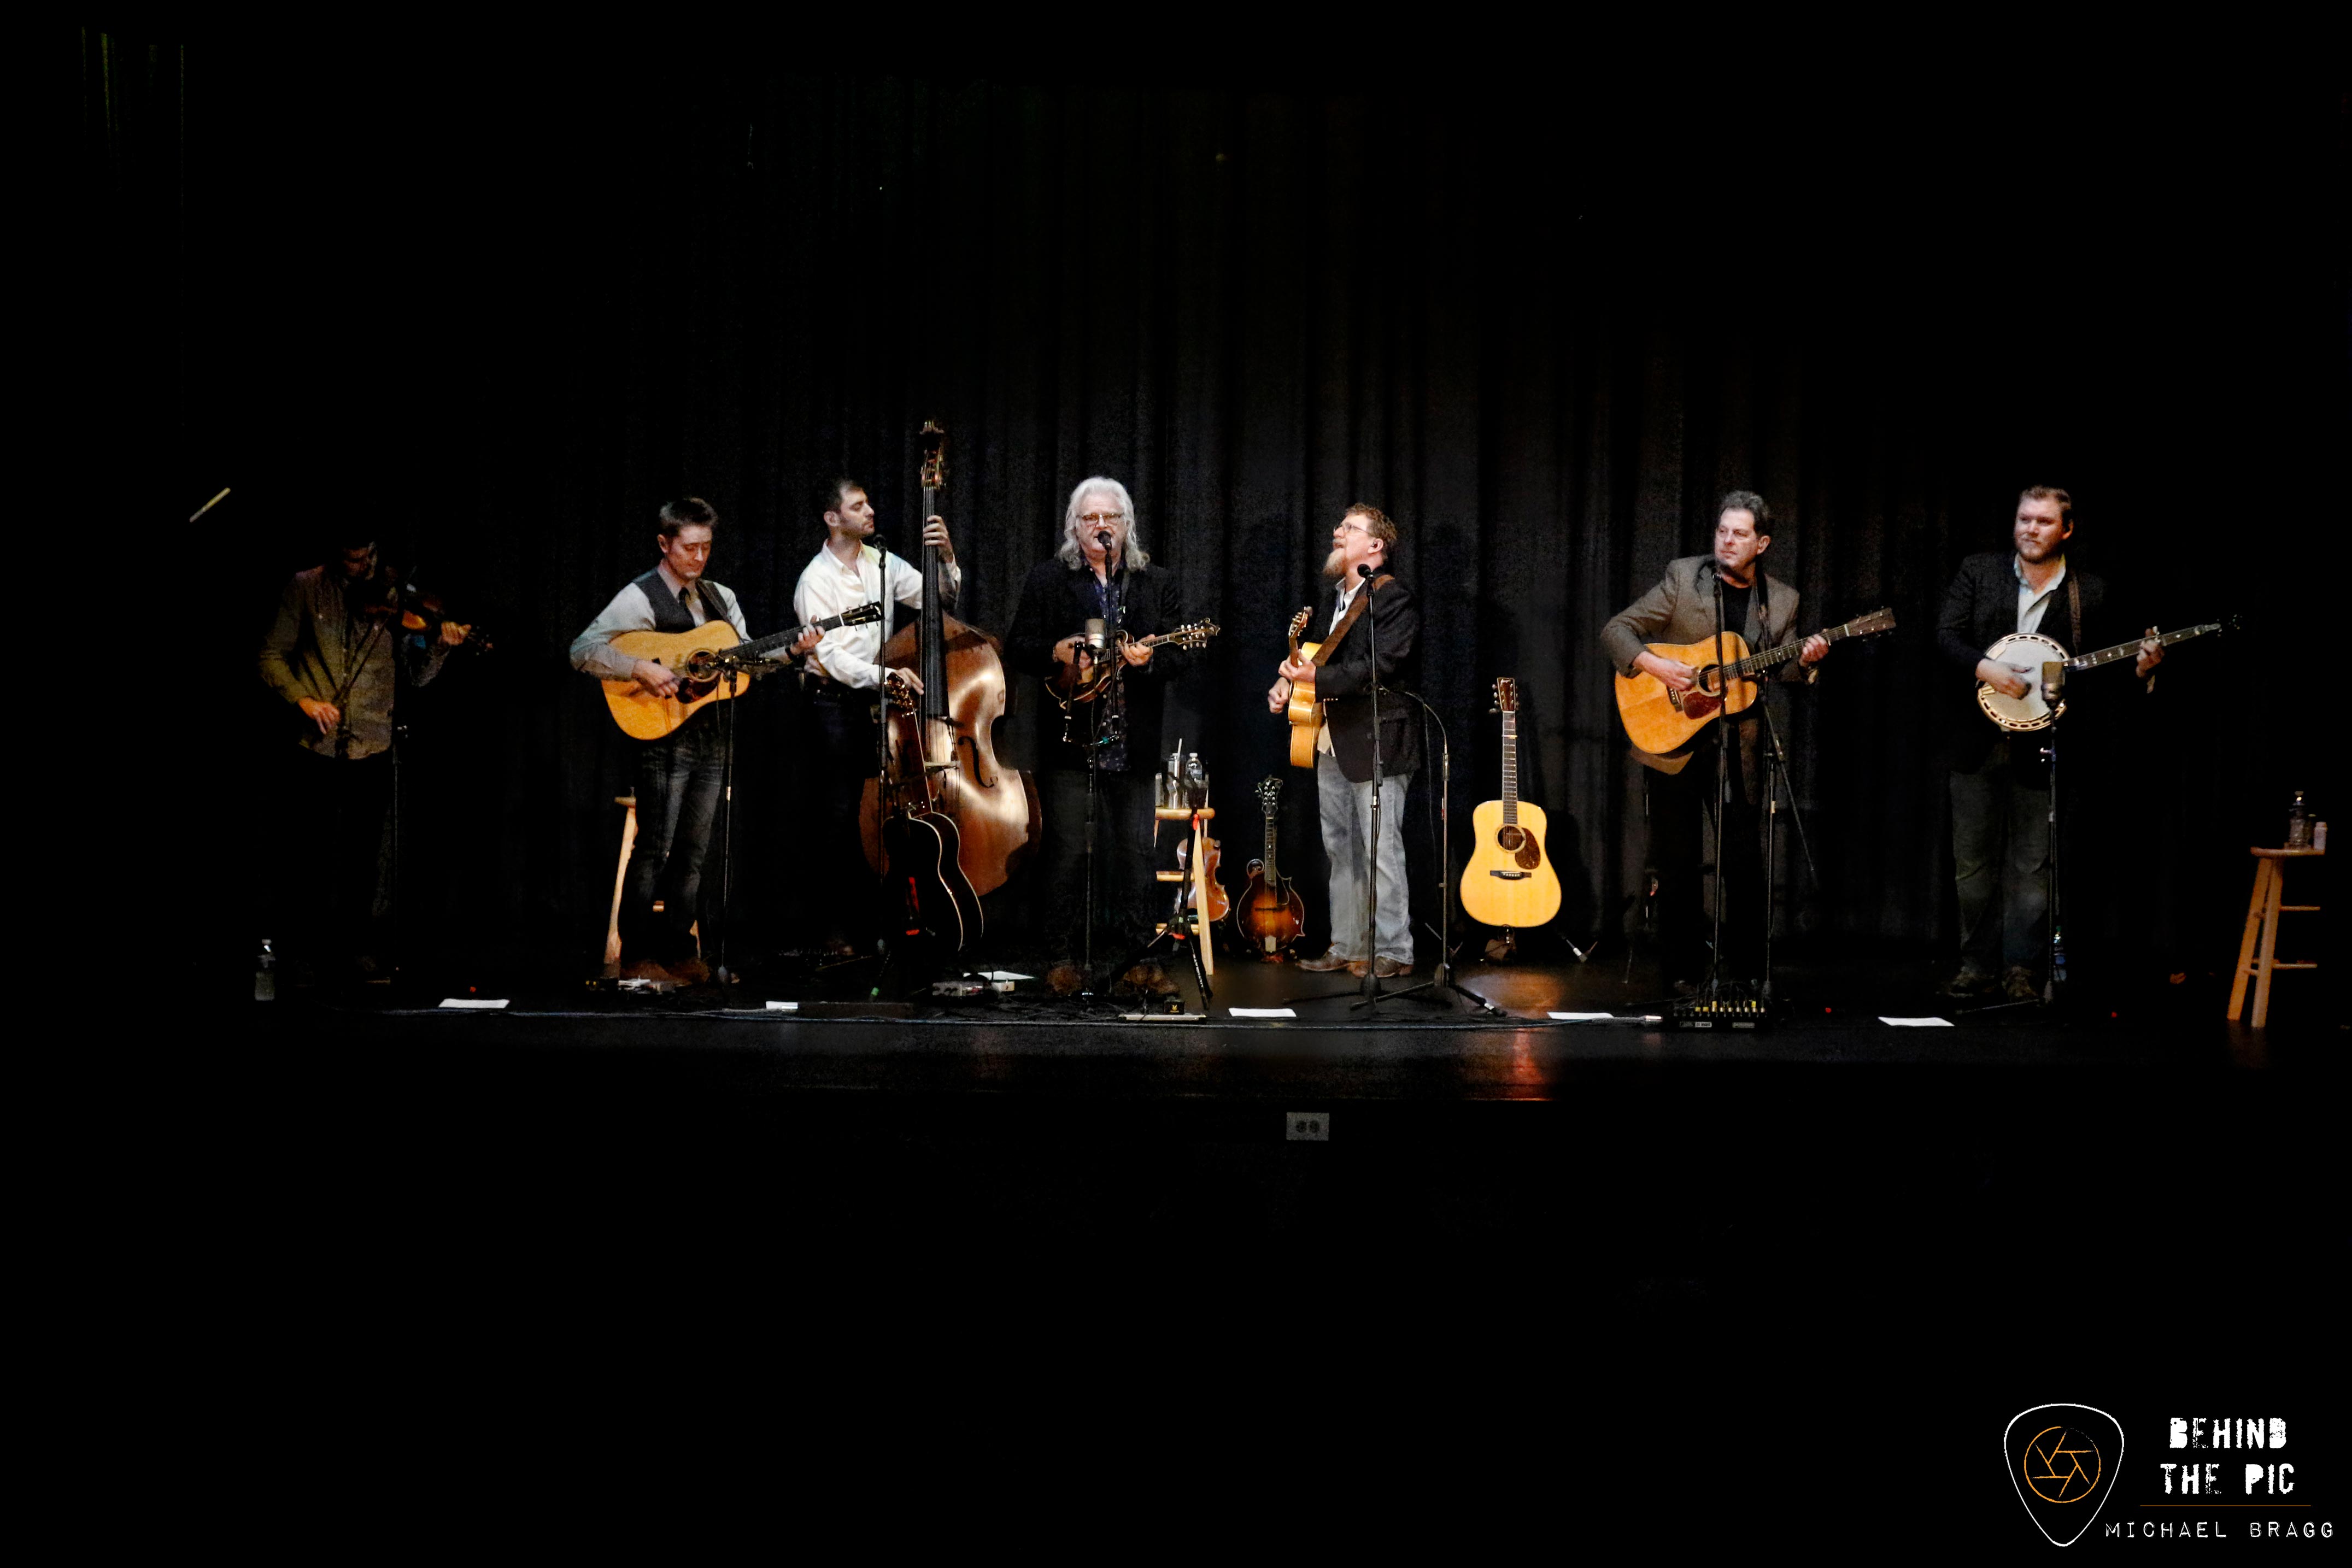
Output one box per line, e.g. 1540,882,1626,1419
1257,775,1283,815
1287,607,1311,649
1845,607,1898,639
1165,619,1221,650
844,602,884,627
918,420,947,492
1492,676,1519,715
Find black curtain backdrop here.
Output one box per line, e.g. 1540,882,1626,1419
85,32,2345,984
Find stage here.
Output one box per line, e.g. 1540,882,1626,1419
245,952,2335,1263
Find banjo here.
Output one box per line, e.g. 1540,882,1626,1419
1976,619,2232,731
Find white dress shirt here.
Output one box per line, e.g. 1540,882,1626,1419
791,542,959,690
2015,554,2067,637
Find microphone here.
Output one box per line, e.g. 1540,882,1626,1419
1356,562,1376,580
1082,618,1108,652
2041,661,2066,705
1095,528,1115,550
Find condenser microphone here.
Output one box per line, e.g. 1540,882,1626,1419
2042,661,2066,705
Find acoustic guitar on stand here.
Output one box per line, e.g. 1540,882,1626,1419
1613,607,1895,755
601,603,883,740
1461,678,1563,935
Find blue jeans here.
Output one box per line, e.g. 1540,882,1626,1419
1317,754,1413,964
1949,741,2051,974
623,714,726,963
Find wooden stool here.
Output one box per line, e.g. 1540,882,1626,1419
604,795,638,976
2227,847,2324,1029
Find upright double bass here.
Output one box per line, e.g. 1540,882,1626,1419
860,421,1041,945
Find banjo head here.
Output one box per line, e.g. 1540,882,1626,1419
1976,631,2069,731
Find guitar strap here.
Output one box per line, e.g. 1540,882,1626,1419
1310,575,1392,667
2066,572,2082,652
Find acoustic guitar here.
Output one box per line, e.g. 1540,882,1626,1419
1282,608,1322,768
1234,775,1307,960
1976,618,2231,731
601,603,883,739
1461,678,1563,932
1612,607,1895,755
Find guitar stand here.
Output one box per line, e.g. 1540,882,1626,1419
1108,803,1217,1004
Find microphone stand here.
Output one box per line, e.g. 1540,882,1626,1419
1077,530,1119,996
1368,686,1500,1015
1705,560,1732,1002
1752,645,1821,1012
868,536,900,997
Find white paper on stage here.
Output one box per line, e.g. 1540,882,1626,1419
1549,1012,1616,1021
1878,1016,1955,1027
1229,1008,1297,1018
439,998,509,1009
765,1000,799,1011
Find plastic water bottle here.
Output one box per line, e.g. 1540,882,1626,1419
254,937,277,1002
2286,791,2310,849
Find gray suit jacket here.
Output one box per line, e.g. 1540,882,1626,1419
1600,555,1810,779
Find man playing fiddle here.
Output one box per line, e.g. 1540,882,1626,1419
257,528,471,982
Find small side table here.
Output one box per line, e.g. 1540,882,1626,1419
2227,847,2324,1029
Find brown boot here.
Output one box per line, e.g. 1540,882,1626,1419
1297,947,1356,973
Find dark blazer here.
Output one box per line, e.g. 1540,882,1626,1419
1935,551,2115,770
1598,555,1809,780
1309,573,1421,783
1006,558,1190,771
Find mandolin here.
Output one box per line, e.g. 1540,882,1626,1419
1234,775,1306,960
1613,607,1895,755
1049,620,1221,707
601,603,883,739
1461,678,1563,933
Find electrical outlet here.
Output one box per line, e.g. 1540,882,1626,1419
1286,1111,1329,1142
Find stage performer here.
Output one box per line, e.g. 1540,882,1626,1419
570,497,816,983
1007,477,1192,980
257,528,471,982
1935,485,2162,1001
1599,491,1828,993
791,476,959,957
1266,504,1423,978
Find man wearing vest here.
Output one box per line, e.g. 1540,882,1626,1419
570,497,816,982
1268,504,1422,977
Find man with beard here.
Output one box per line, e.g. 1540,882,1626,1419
1266,504,1422,978
1600,491,1828,992
1008,477,1192,979
1935,485,2162,1001
257,529,470,981
791,476,958,956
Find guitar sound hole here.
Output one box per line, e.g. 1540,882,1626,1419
1497,825,1526,853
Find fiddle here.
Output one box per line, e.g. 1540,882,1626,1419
354,569,491,654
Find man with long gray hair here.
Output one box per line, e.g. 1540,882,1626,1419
1008,477,1194,981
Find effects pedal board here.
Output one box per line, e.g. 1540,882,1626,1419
1669,995,1772,1031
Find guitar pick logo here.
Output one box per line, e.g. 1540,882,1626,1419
2005,1403,2125,1546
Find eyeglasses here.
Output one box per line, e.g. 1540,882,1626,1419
1078,513,1124,527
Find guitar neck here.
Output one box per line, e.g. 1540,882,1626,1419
733,608,860,661
2067,623,2218,671
1501,710,1520,826
1263,807,1279,881
1732,616,1864,676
